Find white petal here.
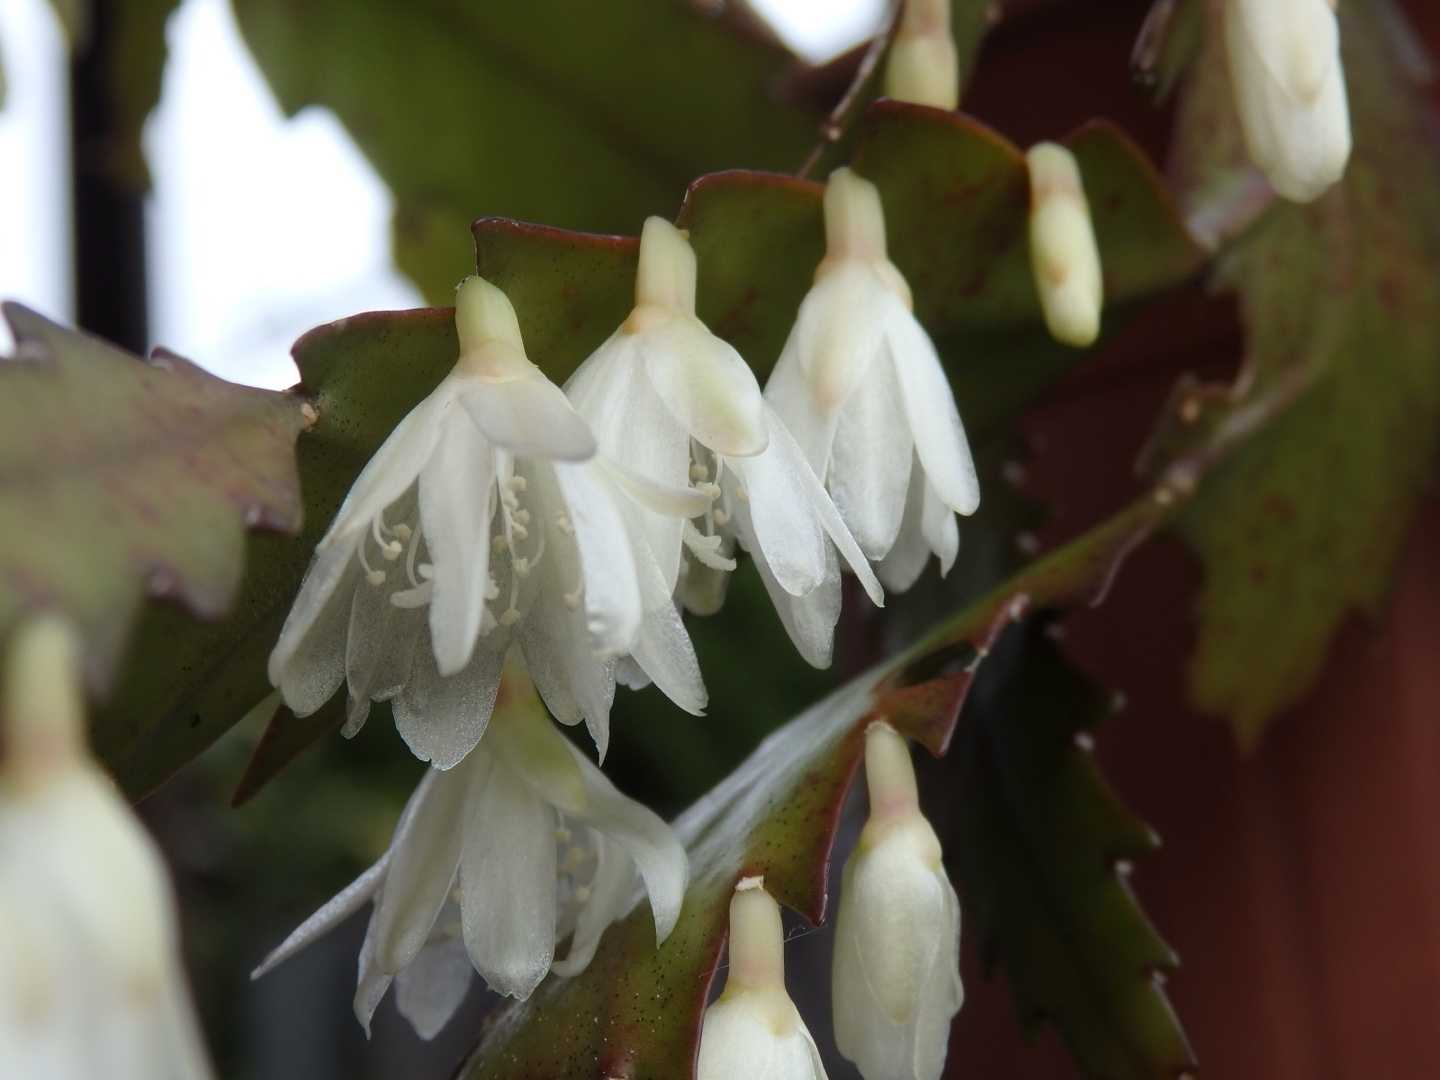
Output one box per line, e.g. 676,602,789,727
519,582,618,759
764,326,838,480
394,937,474,1040
884,297,980,517
353,917,393,1037
345,567,425,729
550,830,637,977
921,479,960,578
420,413,496,676
392,632,506,769
756,540,843,669
370,766,472,973
268,541,357,715
458,374,596,461
639,318,768,457
728,418,828,597
828,341,914,558
566,742,688,943
553,462,643,656
459,761,558,999
252,855,390,979
1235,0,1337,104
320,381,452,549
603,459,712,519
698,995,828,1080
877,461,930,594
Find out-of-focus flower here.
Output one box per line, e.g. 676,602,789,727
765,168,978,594
567,216,883,667
696,877,827,1080
0,617,214,1080
254,659,687,1034
1026,142,1104,348
884,0,959,110
1225,0,1351,203
270,275,700,762
832,722,962,1080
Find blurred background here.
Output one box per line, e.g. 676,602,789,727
5,2,1440,1080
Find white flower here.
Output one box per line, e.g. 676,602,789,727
0,617,213,1080
567,215,884,668
764,168,979,596
1026,142,1104,348
253,659,687,1034
1225,0,1351,203
696,877,828,1080
832,722,962,1080
884,0,959,111
269,275,703,763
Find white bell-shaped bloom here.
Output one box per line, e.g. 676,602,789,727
1225,0,1351,203
697,878,828,1080
884,0,959,110
270,275,704,763
832,723,962,1080
0,617,214,1080
567,216,883,668
1026,143,1104,348
254,659,687,1034
764,169,979,597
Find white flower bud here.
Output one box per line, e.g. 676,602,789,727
1026,142,1104,348
0,617,214,1079
697,877,828,1080
832,723,962,1080
1225,0,1351,203
884,0,960,111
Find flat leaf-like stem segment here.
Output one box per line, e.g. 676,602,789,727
0,304,305,704
1155,0,1440,747
457,491,1194,1080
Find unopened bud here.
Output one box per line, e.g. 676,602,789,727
884,0,960,111
1,615,86,789
1026,143,1103,348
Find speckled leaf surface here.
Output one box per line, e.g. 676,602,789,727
229,0,816,301
1158,0,1440,747
458,493,1188,1080
0,304,304,696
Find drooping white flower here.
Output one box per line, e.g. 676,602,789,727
269,275,704,763
567,215,883,668
764,168,979,597
696,877,828,1080
1225,0,1351,203
1026,142,1104,348
884,0,960,110
253,658,687,1034
0,617,214,1080
832,722,962,1080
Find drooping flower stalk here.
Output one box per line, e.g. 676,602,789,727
765,168,979,594
254,652,687,1035
0,617,214,1080
832,722,962,1080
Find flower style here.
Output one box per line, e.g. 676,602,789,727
566,215,883,668
831,722,962,1080
0,617,214,1080
269,274,705,764
1027,142,1104,348
764,168,979,596
1225,0,1351,203
696,877,828,1080
253,660,687,1033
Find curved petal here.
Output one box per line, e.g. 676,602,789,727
550,830,637,978
883,297,980,517
354,917,393,1038
764,328,838,480
268,541,357,716
603,459,712,520
459,762,558,999
345,560,426,730
920,479,960,578
518,577,617,759
565,742,687,944
911,875,965,1080
553,462,643,657
828,342,914,559
370,765,473,974
252,855,390,980
754,540,842,669
458,374,596,462
727,418,827,598
419,413,496,676
392,632,506,769
877,460,930,594
640,319,768,457
394,937,474,1040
